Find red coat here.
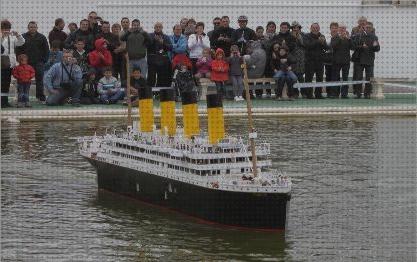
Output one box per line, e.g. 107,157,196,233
210,49,229,82
12,64,35,83
88,38,112,68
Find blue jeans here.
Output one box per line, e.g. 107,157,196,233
129,58,148,79
273,70,298,97
46,82,82,106
230,75,244,97
17,83,31,103
100,89,125,103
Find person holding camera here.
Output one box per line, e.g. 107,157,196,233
44,51,82,106
1,19,25,108
231,16,256,56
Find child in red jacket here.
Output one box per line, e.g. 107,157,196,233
210,48,229,97
12,54,35,107
88,38,112,79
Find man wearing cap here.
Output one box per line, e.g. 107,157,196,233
231,16,256,55
210,16,234,57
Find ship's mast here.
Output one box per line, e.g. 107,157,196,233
125,54,132,126
242,62,258,177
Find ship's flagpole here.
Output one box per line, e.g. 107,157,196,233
125,54,132,127
242,61,258,177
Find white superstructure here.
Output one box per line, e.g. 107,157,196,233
78,124,291,194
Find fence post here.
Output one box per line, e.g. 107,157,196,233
371,78,385,100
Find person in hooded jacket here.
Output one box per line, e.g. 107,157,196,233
210,48,229,97
88,37,113,79
244,40,267,97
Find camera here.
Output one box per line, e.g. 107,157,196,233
60,82,72,89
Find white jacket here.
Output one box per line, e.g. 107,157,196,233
187,34,210,59
1,34,25,68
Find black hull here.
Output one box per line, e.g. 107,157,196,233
88,159,291,230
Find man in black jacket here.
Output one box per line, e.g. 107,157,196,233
210,16,234,57
269,22,296,52
65,19,96,53
147,22,172,87
231,15,256,55
351,22,380,98
304,23,329,99
331,24,352,98
48,18,67,50
20,21,49,102
121,19,150,79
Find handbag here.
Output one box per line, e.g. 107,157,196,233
1,36,11,69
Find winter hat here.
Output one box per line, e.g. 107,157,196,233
238,15,248,22
291,21,302,29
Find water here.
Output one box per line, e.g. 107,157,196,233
1,116,416,261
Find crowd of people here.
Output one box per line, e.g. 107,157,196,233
0,12,380,108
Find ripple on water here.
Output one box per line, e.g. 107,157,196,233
1,117,416,261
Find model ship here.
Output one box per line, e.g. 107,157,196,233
78,65,291,230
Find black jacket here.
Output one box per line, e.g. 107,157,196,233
65,29,96,53
130,77,147,90
351,33,380,65
147,32,172,64
304,32,329,64
270,53,296,71
19,32,49,64
231,27,256,55
270,32,296,52
210,26,235,57
331,36,352,65
48,27,68,50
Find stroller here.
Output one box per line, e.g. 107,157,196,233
171,54,198,101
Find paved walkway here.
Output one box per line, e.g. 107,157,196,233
1,93,415,122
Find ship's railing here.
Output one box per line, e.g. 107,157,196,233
102,145,272,170
99,152,291,193
110,134,271,156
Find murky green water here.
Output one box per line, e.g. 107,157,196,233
1,116,416,261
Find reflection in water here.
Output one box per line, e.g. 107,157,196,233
1,116,415,261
